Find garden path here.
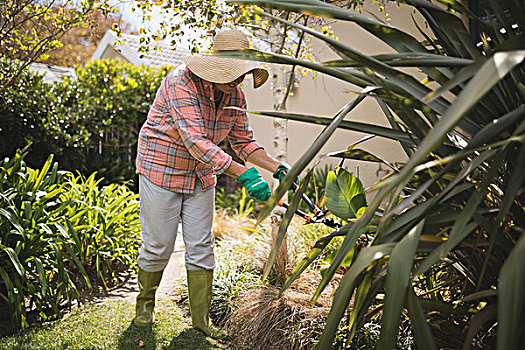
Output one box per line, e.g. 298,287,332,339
106,225,187,301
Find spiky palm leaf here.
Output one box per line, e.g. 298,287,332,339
221,0,524,349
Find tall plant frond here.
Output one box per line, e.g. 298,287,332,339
225,0,524,348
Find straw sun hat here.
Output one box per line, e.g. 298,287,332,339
182,29,269,89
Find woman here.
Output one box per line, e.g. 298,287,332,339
133,29,292,338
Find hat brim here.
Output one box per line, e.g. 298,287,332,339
181,56,269,89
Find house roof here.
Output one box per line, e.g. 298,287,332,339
90,30,190,68
28,63,76,83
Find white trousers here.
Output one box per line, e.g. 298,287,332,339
137,175,215,272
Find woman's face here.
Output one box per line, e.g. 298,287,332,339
214,74,246,94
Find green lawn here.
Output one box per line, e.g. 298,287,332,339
0,298,226,350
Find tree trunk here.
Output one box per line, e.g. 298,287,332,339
268,21,288,191
270,215,289,282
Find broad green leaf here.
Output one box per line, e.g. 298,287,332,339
325,167,366,220
313,187,387,305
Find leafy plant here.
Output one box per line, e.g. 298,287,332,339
0,146,140,329
1,58,171,187
49,59,172,186
224,0,525,349
59,172,141,286
0,147,89,328
0,58,67,169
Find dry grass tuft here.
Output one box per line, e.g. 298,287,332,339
226,285,330,350
213,209,259,240
226,269,340,350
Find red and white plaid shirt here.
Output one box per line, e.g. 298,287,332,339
136,65,262,193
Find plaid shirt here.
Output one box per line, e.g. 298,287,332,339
136,65,262,193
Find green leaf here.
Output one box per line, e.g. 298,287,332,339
318,243,396,350
327,148,392,167
424,57,486,103
407,289,438,350
378,220,424,349
462,304,497,350
323,53,473,68
33,257,49,300
33,154,53,191
497,233,525,350
0,244,25,277
325,167,366,220
247,109,416,143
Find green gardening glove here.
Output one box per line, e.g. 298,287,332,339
236,168,272,201
272,163,300,190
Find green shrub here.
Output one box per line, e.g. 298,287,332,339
1,58,172,186
0,58,67,169
0,146,140,329
50,60,172,186
0,147,89,328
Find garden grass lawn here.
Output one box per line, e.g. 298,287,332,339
0,298,226,350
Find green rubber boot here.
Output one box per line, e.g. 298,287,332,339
187,269,226,339
133,268,164,327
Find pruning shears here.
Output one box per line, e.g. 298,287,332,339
277,183,341,229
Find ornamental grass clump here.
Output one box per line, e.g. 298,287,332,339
222,218,340,349
226,274,335,350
